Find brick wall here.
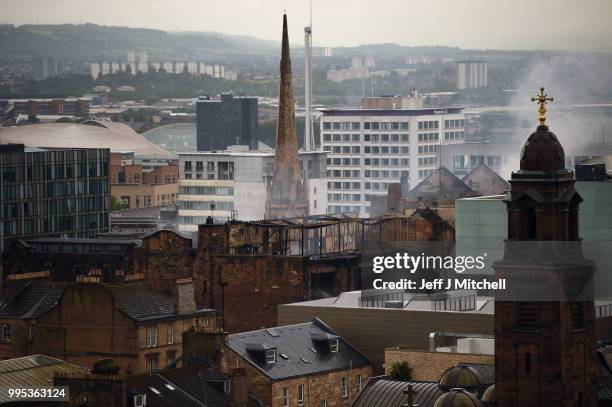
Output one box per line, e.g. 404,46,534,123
384,348,494,381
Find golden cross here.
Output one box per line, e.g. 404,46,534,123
530,87,554,125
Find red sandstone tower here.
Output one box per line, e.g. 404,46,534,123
494,88,597,406
265,14,308,219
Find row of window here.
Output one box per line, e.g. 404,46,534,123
179,186,234,196
327,158,361,166
417,133,439,142
329,194,362,202
453,155,502,170
418,145,438,154
322,134,411,143
328,182,362,190
146,322,175,348
178,200,234,211
444,119,465,128
328,205,362,214
363,158,409,167
418,120,439,130
364,170,407,178
444,131,465,141
324,146,411,155
328,170,361,178
322,121,410,131
280,375,362,406
418,157,437,167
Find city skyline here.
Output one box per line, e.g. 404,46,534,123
3,0,612,52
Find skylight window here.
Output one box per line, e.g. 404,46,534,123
309,347,318,354
300,357,310,364
149,387,161,395
165,384,175,391
265,328,279,337
280,353,289,359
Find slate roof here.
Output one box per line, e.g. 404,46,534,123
126,367,262,407
462,163,510,196
108,284,214,323
406,167,473,199
352,377,442,407
0,282,213,323
0,355,87,403
0,281,64,319
225,318,370,381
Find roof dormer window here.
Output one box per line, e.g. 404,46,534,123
330,338,339,353
266,349,276,365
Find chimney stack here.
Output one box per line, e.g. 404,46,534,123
175,278,196,315
230,367,249,407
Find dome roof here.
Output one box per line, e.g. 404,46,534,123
0,122,174,160
433,388,483,407
482,384,495,403
519,125,565,172
439,365,482,393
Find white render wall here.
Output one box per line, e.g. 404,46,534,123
320,110,465,216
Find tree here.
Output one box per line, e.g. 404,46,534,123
389,361,413,380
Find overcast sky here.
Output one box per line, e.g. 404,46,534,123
3,0,611,52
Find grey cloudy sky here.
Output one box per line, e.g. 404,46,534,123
3,0,612,51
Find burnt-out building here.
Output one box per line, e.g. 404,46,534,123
2,212,450,334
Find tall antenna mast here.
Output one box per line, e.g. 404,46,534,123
304,0,314,150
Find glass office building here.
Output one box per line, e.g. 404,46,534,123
0,144,110,253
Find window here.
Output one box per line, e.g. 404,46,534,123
224,380,231,393
146,326,158,347
518,302,537,331
167,322,174,344
321,401,328,407
184,161,192,172
341,376,349,398
266,349,276,365
571,302,585,331
146,355,158,373
2,324,11,342
282,387,289,406
167,350,176,366
297,384,304,406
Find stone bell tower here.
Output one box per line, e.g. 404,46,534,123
494,88,597,406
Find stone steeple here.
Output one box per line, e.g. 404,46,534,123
493,89,597,406
265,14,308,219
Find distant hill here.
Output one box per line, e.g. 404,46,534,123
0,23,278,60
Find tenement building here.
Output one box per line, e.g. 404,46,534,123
493,89,597,406
320,97,465,216
0,144,110,254
0,278,218,374
221,318,372,406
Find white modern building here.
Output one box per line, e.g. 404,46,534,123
457,60,488,90
177,147,328,233
320,99,465,216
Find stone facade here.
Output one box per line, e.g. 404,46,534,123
384,347,494,382
221,344,372,407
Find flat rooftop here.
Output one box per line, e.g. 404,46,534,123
284,290,495,315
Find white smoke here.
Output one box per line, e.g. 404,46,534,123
499,53,612,177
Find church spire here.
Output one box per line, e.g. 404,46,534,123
265,13,308,219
